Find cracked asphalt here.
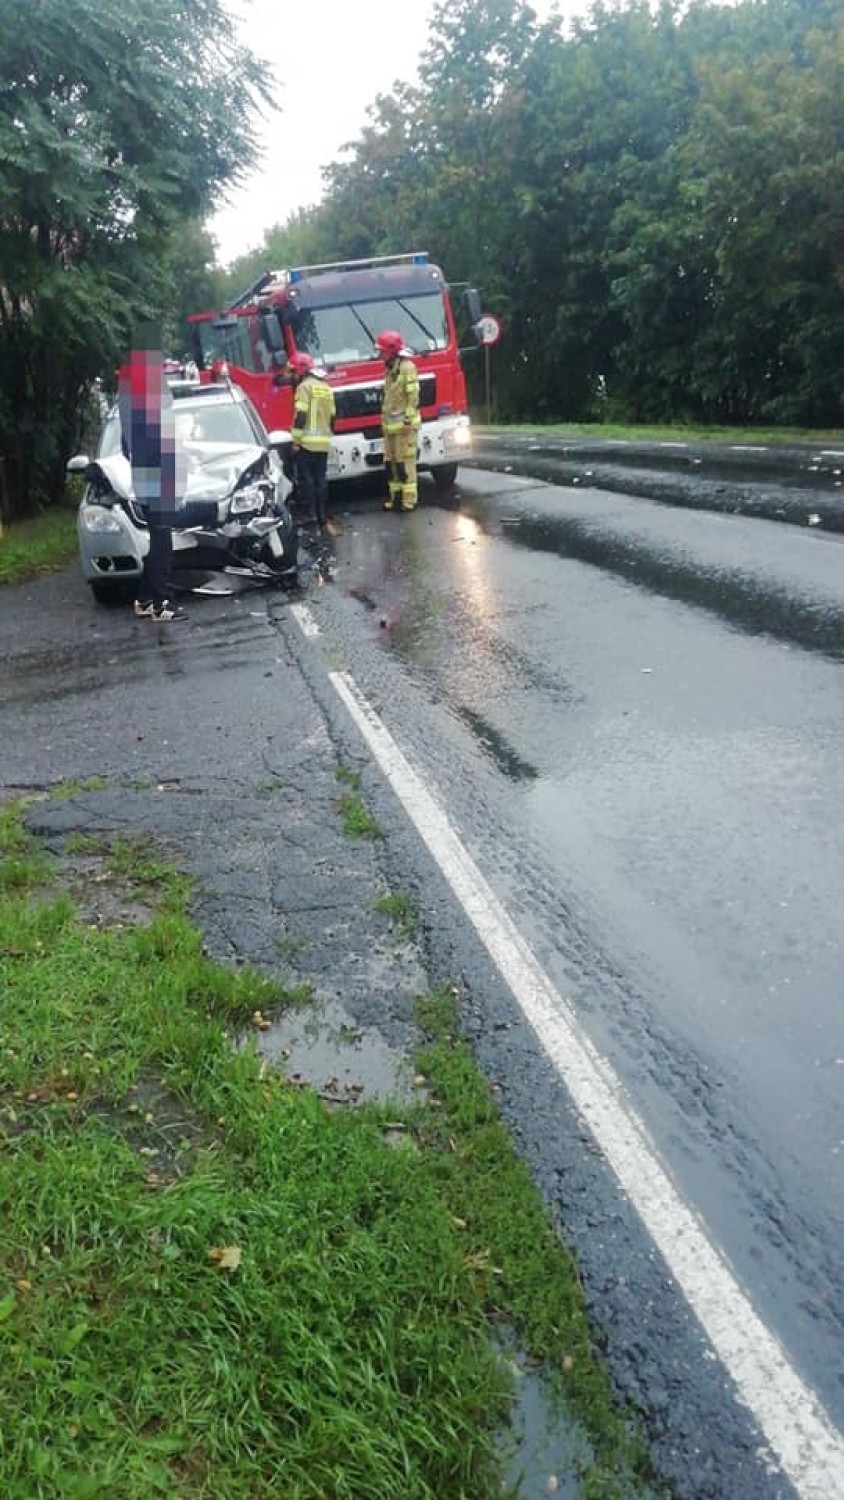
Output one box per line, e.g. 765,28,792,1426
1,567,427,1063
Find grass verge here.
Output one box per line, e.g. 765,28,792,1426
0,810,660,1499
0,507,78,587
483,420,844,446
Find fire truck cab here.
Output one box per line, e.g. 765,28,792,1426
189,253,477,492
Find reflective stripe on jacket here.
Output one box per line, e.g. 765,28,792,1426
381,356,420,435
293,375,336,452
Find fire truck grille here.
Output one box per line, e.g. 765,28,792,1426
334,373,436,423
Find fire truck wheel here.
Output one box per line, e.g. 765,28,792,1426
431,463,458,491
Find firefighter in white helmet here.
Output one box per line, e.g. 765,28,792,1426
376,330,420,512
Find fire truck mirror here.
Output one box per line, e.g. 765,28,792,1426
212,315,239,331
464,287,482,326
271,349,288,370
261,312,284,353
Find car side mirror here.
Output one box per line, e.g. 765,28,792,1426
66,454,90,474
266,429,292,448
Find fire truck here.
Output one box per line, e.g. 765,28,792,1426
187,253,482,491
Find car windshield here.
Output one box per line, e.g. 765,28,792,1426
173,401,258,447
98,399,260,458
291,293,449,366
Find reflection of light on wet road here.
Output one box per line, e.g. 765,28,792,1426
454,510,480,545
450,510,497,625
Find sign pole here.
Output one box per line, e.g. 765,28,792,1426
475,312,501,428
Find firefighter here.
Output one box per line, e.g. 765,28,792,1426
289,352,336,528
376,330,420,512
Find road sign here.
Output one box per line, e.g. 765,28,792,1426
476,314,502,346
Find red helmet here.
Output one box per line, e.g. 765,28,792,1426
288,351,314,377
375,330,404,359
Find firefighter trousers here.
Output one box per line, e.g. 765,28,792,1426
383,426,418,510
295,447,329,526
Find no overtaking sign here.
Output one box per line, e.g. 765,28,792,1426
476,314,502,345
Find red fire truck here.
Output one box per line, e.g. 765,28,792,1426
187,253,482,491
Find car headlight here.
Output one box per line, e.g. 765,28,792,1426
82,504,123,534
230,482,268,515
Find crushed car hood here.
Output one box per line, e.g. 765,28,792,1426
92,444,267,504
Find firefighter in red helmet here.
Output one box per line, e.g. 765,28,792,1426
289,351,336,528
376,330,419,512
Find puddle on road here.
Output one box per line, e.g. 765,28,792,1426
498,1340,594,1499
256,998,419,1108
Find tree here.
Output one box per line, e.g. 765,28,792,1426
674,1,844,421
0,0,271,518
203,0,844,429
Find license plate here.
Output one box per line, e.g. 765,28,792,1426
367,439,384,456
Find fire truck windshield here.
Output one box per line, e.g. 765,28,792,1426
291,294,449,366
195,317,266,372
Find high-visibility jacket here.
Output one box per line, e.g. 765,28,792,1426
293,375,335,453
381,356,420,435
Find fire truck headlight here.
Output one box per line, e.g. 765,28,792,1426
450,420,472,448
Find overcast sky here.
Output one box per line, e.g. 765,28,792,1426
211,0,567,265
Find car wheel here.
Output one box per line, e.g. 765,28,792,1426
431,463,459,491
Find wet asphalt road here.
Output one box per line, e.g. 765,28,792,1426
2,454,843,1498
474,430,844,532
297,468,844,1488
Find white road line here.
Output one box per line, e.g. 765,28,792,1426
730,444,769,452
291,603,844,1497
290,602,321,638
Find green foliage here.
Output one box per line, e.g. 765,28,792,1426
218,0,844,430
335,790,385,841
0,0,272,519
374,890,420,937
0,507,77,585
